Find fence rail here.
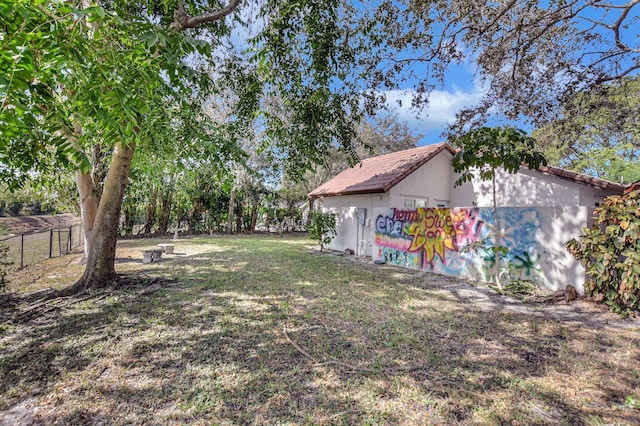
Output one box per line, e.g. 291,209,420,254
0,224,84,269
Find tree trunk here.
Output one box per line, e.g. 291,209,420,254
492,173,502,289
307,198,315,227
122,204,135,236
91,143,108,204
157,193,172,235
250,206,258,232
61,141,136,295
76,170,98,263
142,188,157,234
236,201,244,231
227,186,236,233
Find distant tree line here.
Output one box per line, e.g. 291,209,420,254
1,113,419,236
0,185,70,217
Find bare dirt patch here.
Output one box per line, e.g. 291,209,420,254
0,214,80,235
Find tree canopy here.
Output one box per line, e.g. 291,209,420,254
279,113,422,207
4,0,639,185
452,126,547,287
1,0,380,291
337,0,640,134
533,77,640,183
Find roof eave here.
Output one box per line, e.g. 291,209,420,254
534,165,626,193
309,188,386,199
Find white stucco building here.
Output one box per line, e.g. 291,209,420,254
309,143,627,293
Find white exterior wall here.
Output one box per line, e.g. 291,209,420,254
315,154,620,293
389,150,453,208
579,185,620,208
320,193,389,256
449,167,615,208
319,150,455,256
371,206,589,293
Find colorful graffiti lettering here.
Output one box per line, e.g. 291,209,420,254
379,247,422,268
511,251,541,277
373,206,561,290
374,207,542,277
375,208,484,266
407,209,456,264
375,208,419,236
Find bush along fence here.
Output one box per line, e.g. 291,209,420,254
0,225,84,269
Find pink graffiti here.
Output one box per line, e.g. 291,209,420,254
405,208,484,265
375,208,484,265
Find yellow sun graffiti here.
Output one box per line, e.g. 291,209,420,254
407,209,459,264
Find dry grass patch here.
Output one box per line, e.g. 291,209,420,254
1,234,639,425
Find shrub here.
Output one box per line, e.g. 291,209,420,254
7,200,22,216
566,189,640,316
30,200,42,215
308,210,337,252
0,242,12,292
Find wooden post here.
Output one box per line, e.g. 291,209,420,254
58,228,62,256
68,226,72,253
20,234,24,268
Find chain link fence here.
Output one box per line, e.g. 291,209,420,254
0,225,84,269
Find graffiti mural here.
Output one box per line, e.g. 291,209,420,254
374,207,545,285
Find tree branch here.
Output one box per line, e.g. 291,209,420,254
595,63,640,83
171,0,240,31
612,0,640,52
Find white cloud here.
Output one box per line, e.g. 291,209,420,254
382,80,487,136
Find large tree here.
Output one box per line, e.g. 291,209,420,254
533,77,640,183
0,0,372,294
338,0,639,134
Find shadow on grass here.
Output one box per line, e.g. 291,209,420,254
1,236,639,425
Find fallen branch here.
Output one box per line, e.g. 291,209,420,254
282,326,430,374
283,325,317,362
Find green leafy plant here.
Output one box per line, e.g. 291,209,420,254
308,211,337,252
489,280,538,299
566,190,640,316
624,395,638,410
7,200,23,216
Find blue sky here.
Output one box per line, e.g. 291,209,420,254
381,64,488,146
224,2,493,147
379,54,533,147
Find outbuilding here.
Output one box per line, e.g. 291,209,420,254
309,143,626,293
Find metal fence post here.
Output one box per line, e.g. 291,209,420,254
68,226,72,253
49,229,53,258
58,228,62,256
20,234,24,268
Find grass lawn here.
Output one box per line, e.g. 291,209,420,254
1,234,639,425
